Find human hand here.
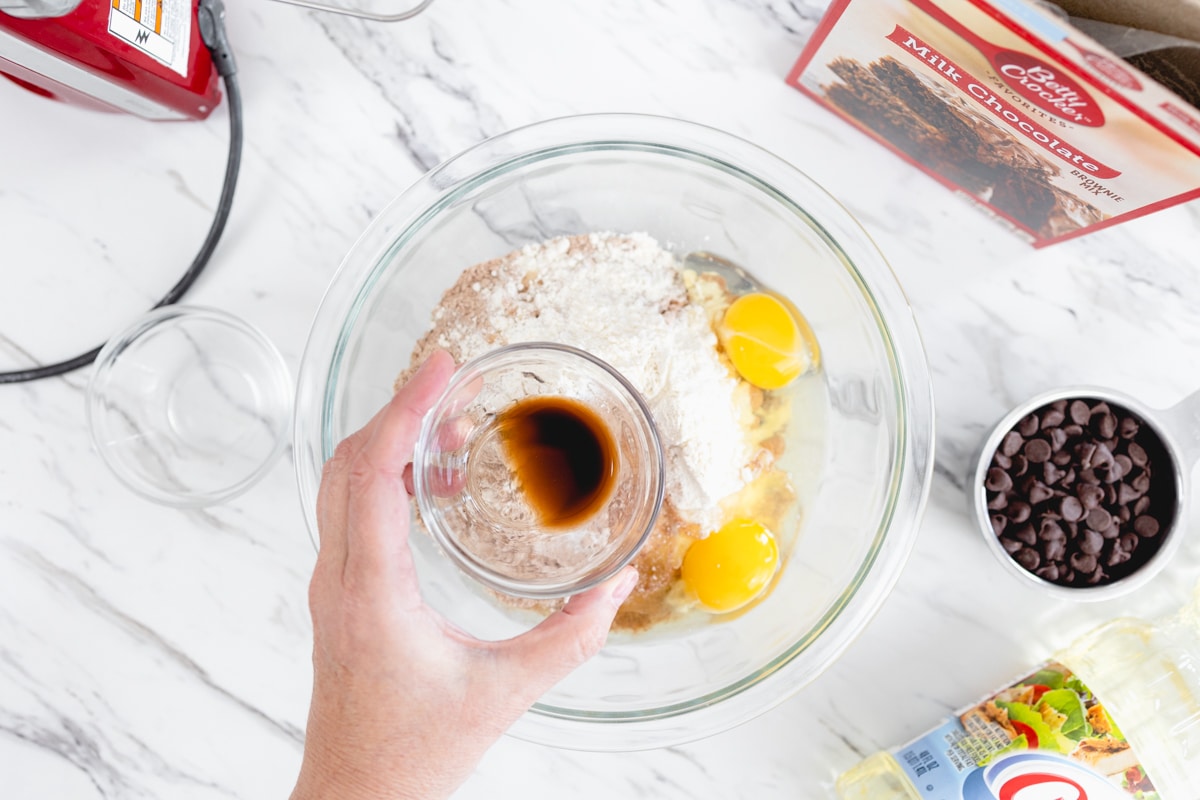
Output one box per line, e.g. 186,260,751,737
291,349,637,800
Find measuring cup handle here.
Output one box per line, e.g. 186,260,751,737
1160,387,1200,469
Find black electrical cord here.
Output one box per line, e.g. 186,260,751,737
0,0,241,384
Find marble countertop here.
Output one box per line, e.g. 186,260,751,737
4,1,1200,797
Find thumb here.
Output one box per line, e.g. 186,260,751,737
494,567,638,703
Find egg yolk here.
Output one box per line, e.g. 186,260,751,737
681,519,779,612
718,292,818,390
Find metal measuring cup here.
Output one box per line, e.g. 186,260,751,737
970,385,1198,601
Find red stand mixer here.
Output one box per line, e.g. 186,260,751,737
0,0,220,119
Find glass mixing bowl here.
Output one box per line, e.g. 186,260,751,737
294,114,934,750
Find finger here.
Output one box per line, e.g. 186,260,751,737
491,567,638,704
314,376,411,566
315,402,391,566
345,349,457,589
400,411,469,495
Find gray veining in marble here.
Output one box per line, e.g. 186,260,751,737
3,0,1200,797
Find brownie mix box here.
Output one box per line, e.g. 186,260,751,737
787,0,1200,246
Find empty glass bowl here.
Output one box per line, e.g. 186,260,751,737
87,305,291,507
293,114,934,750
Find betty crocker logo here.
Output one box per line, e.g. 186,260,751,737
993,52,1105,127
906,0,1106,127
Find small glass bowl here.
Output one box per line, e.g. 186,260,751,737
414,342,664,599
86,305,291,507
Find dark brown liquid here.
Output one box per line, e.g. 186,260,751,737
496,396,617,529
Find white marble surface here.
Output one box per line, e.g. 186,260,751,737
4,0,1200,797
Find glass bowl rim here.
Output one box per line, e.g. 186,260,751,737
291,112,935,750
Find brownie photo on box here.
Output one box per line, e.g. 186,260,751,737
820,56,1105,240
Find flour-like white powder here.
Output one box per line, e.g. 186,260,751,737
423,232,752,531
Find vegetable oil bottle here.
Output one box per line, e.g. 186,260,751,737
836,587,1200,799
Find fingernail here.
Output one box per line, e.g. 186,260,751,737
610,569,638,608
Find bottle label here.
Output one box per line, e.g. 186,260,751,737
893,661,1159,799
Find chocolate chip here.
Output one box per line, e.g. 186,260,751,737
1062,424,1084,438
1134,496,1151,516
1051,450,1072,466
991,514,1008,535
1079,529,1104,555
1120,416,1140,438
1077,442,1096,468
1060,496,1084,522
1043,538,1066,562
1016,548,1041,571
1077,484,1105,509
995,452,1013,470
1127,441,1148,467
986,467,1012,492
1008,501,1032,524
1106,548,1131,566
1043,462,1062,485
1014,523,1037,546
1049,427,1068,452
1025,439,1052,463
1039,520,1066,541
1134,516,1160,538
1018,414,1040,437
1085,508,1112,531
1041,408,1066,429
1112,455,1132,481
1069,400,1091,425
1117,483,1139,505
1037,563,1061,581
1070,552,1097,573
1093,413,1117,439
1029,481,1054,505
987,492,1008,510
1001,431,1024,457
1012,455,1029,477
1099,465,1121,485
1001,536,1023,554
